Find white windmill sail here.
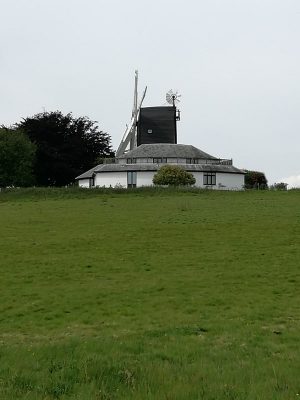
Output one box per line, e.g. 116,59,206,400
116,71,147,157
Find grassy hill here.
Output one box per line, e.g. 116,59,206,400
0,188,299,399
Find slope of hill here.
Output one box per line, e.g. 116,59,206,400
0,188,299,399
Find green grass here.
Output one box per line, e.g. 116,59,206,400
0,188,300,399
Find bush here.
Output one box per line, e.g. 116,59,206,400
244,170,268,189
270,182,288,191
153,165,196,186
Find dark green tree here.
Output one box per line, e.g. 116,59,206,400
244,170,268,189
0,127,36,187
153,165,196,186
17,111,114,186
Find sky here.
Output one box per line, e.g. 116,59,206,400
1,0,300,186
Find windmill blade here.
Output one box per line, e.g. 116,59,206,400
116,85,147,156
131,70,138,118
130,86,147,150
116,117,136,157
166,94,173,104
130,71,139,149
139,86,147,109
130,86,147,149
166,89,182,106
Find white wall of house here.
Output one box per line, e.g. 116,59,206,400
78,178,91,188
188,172,244,190
193,172,204,187
95,172,127,188
137,171,155,186
92,171,156,188
216,173,244,190
79,170,244,190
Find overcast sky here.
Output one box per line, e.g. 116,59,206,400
1,0,300,185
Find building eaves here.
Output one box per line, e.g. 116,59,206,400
93,163,245,174
75,166,99,180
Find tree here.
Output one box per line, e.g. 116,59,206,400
17,111,114,186
0,127,36,187
153,165,196,186
244,170,268,189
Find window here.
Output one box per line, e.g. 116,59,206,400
186,159,200,164
203,172,216,185
153,158,167,163
126,158,136,164
127,171,137,188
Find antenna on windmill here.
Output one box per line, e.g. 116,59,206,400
166,89,181,107
116,71,147,157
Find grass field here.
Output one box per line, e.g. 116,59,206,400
0,188,299,399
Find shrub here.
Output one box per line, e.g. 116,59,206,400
153,165,196,186
270,182,288,191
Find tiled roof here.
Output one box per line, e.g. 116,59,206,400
76,144,245,180
76,163,245,179
118,143,217,159
75,166,97,179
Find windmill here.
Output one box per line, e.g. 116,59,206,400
166,89,181,107
116,71,147,157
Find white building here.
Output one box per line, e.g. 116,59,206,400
76,143,245,190
76,73,245,189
